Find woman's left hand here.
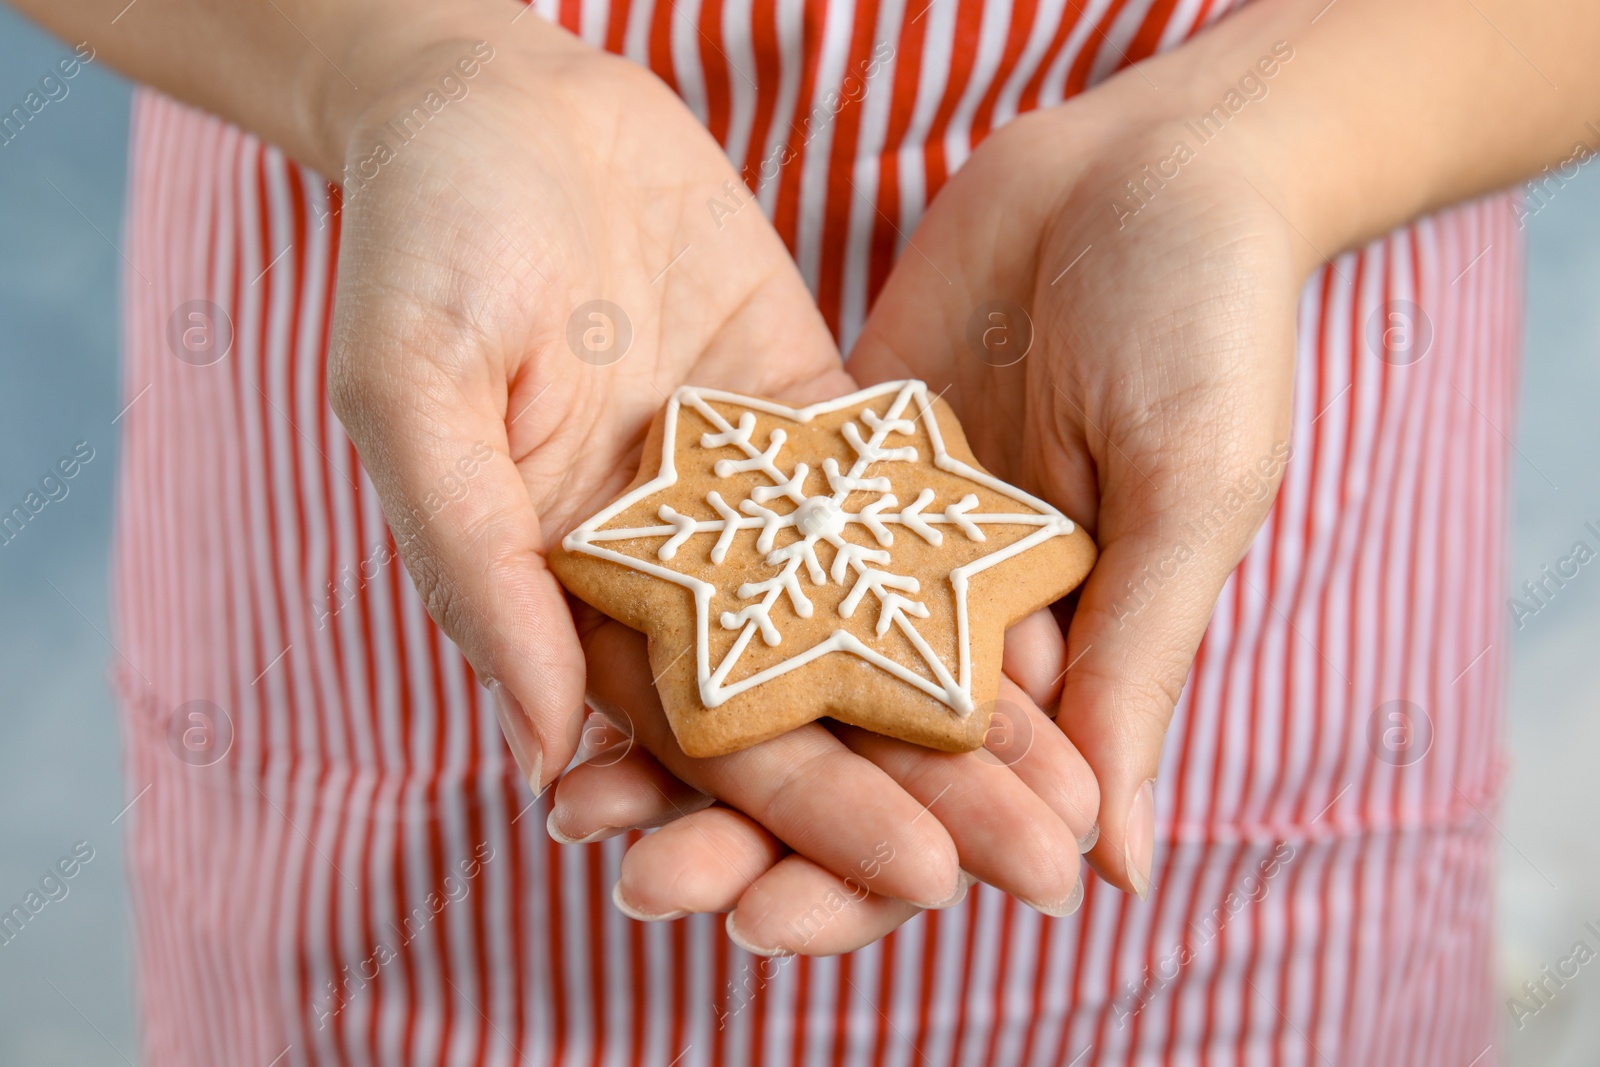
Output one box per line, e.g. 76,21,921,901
844,96,1305,901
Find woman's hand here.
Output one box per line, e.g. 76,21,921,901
324,10,859,783
847,101,1302,898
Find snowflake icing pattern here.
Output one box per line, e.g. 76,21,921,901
562,381,1075,716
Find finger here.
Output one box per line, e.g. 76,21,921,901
1058,467,1284,899
832,720,1083,916
1002,607,1069,710
613,806,785,920
728,855,931,957
328,302,584,792
583,618,964,909
548,714,711,844
984,676,1100,852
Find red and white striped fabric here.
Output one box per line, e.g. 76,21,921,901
109,0,1518,1063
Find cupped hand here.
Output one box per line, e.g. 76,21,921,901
848,99,1302,898
326,13,854,784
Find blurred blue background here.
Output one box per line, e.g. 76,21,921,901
2,6,1599,1064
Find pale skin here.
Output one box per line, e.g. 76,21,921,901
14,0,1600,954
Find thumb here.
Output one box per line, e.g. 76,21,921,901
1057,462,1284,898
328,316,586,795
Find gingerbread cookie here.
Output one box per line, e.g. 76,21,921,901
551,380,1096,757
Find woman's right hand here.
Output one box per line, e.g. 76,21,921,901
325,4,857,781
324,2,1092,918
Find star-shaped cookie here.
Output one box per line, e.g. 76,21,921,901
550,380,1096,757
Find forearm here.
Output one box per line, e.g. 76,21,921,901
6,0,539,176
1112,0,1600,270
20,0,1594,255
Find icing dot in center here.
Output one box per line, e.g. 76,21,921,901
795,496,845,539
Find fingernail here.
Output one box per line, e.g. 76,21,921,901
1125,779,1155,901
490,681,545,794
725,913,793,958
546,808,617,846
1078,822,1100,854
1063,871,1085,914
916,872,974,911
611,882,686,923
1025,860,1085,918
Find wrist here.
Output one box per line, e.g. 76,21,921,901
1068,16,1343,279
1046,74,1319,281
299,0,570,180
1086,0,1600,276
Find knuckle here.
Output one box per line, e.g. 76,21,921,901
325,352,370,426
760,746,839,825
1021,827,1081,893
900,759,973,813
1071,656,1185,734
406,552,474,644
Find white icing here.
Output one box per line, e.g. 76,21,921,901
750,464,808,504
822,457,892,495
943,494,986,541
739,499,783,553
795,496,846,539
705,492,742,563
861,408,916,436
767,538,825,584
874,592,931,637
562,380,1079,717
830,539,891,582
899,488,941,545
839,565,919,620
700,412,757,450
735,558,813,621
843,420,918,464
656,505,697,559
714,428,786,477
857,495,896,545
